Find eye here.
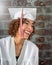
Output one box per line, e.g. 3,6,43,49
25,21,29,24
31,25,34,28
32,26,34,28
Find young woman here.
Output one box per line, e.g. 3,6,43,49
0,8,39,65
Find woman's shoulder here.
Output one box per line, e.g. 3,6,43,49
0,36,12,43
0,36,14,49
26,40,39,50
0,36,11,40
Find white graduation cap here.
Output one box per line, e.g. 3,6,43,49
8,8,37,21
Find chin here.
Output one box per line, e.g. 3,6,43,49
24,36,29,39
24,34,30,39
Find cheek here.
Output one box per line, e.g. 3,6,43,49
22,24,27,29
32,28,33,32
22,24,34,33
31,28,33,33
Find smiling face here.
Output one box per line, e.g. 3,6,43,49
22,19,34,39
8,18,35,39
17,19,34,39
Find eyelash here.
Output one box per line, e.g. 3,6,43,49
25,22,34,28
25,22,29,24
32,25,34,28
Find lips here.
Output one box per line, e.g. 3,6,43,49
24,30,31,35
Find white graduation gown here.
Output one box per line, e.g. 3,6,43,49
0,36,39,65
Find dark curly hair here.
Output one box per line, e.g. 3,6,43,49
8,18,35,37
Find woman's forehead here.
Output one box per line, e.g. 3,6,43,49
26,19,35,24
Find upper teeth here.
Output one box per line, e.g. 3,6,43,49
25,31,30,35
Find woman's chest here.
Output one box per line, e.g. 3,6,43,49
15,44,23,56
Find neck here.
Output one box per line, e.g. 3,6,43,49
14,35,25,45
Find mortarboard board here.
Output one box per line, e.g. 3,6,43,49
8,8,37,21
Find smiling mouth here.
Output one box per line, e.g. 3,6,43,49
24,30,31,35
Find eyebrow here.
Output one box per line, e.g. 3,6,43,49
26,20,34,23
26,19,29,22
25,19,35,25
